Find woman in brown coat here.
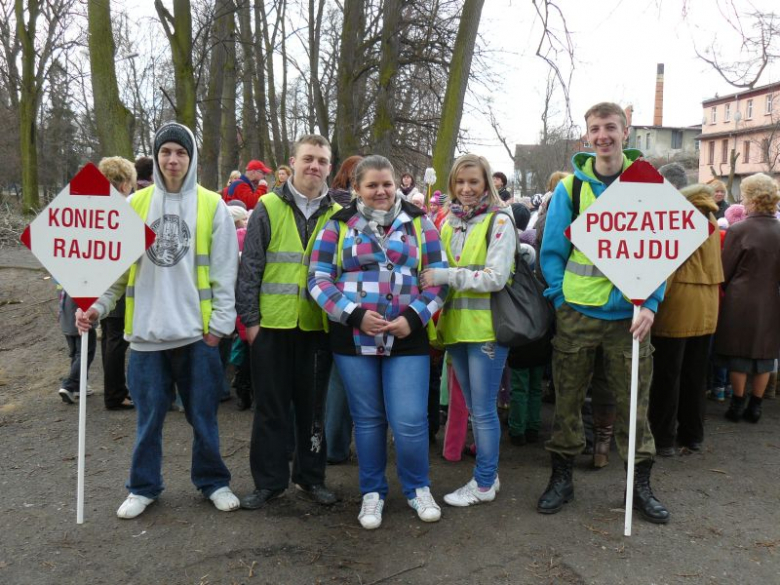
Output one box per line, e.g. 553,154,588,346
649,181,724,455
715,173,780,423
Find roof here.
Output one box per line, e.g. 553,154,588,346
630,125,702,131
702,80,780,106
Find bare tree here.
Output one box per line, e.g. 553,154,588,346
690,2,778,89
88,0,133,158
1,0,76,212
430,0,485,192
155,0,197,129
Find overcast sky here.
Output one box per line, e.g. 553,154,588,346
463,0,780,177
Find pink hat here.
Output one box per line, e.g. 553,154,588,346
724,204,746,226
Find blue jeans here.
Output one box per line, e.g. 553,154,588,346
325,366,353,463
447,342,509,488
126,341,231,499
334,354,430,499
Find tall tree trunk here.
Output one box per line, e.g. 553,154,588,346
16,0,40,212
87,0,134,159
278,1,289,160
431,0,484,192
334,0,364,168
258,1,283,166
220,4,238,180
155,0,196,129
237,0,258,163
200,0,231,190
308,0,328,137
252,2,270,162
371,0,403,156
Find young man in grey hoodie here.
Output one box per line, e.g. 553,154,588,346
77,122,240,519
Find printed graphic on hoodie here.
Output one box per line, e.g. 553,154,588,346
147,214,191,267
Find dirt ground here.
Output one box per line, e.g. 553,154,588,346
1,242,779,585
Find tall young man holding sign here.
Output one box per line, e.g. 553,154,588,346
538,103,669,524
77,122,240,519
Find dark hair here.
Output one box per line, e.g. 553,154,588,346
292,134,331,157
135,156,153,182
331,156,363,190
492,172,507,187
354,155,395,188
400,172,415,187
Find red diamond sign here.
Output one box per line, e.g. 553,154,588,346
20,163,155,309
565,160,714,303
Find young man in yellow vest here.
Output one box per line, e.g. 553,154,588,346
538,102,670,524
76,122,240,519
236,134,341,509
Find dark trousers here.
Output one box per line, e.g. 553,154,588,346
249,328,332,491
100,317,129,407
648,334,711,448
62,331,97,392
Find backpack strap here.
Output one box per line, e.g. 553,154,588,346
571,176,583,223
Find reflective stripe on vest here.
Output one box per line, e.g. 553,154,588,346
561,175,614,306
436,213,495,345
124,184,221,335
259,193,340,330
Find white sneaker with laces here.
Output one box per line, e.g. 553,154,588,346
407,486,441,522
209,487,240,512
443,478,497,507
117,494,154,519
358,492,384,530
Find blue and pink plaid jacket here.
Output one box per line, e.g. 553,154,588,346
308,201,449,356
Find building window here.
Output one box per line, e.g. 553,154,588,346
694,140,700,152
767,94,774,115
747,99,754,119
725,103,731,122
708,141,715,164
744,140,751,163
721,139,729,163
671,130,683,149
711,106,717,124
646,133,652,150
762,138,770,163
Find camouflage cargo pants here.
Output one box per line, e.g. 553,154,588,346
546,304,656,462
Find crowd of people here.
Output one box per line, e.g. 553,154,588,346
62,99,779,531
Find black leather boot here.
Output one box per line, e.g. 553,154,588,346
724,394,746,422
633,460,670,524
743,395,763,423
537,453,574,514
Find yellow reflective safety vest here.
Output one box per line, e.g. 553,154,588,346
259,193,340,330
125,184,221,335
437,212,495,344
561,157,634,307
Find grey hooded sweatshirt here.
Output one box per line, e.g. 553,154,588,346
93,126,238,351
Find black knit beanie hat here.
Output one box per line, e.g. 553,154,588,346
154,122,194,161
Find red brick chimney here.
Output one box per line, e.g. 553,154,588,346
654,63,664,126
624,105,633,128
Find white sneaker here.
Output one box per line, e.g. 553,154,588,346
443,478,496,507
117,494,154,519
209,487,240,512
358,492,384,530
407,487,441,522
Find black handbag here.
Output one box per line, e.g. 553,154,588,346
486,213,554,351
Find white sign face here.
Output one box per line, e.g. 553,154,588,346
567,161,713,303
21,163,155,310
